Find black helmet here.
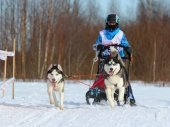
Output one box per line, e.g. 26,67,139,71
105,14,120,31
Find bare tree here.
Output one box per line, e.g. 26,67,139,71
40,0,52,78
20,0,27,79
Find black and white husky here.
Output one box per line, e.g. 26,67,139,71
47,64,67,110
104,46,128,108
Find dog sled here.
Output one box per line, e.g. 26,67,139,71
86,74,127,105
85,44,136,106
86,74,107,104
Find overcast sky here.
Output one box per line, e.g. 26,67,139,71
97,0,138,20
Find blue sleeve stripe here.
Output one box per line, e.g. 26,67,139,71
96,33,102,44
120,34,129,47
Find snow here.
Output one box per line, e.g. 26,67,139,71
0,81,170,127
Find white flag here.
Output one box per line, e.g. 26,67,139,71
0,50,15,57
0,53,7,60
6,51,15,56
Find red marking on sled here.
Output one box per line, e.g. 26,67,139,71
91,75,105,89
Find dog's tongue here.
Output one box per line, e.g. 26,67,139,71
109,70,113,76
51,79,56,83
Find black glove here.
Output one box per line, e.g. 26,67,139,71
97,44,104,51
123,46,132,61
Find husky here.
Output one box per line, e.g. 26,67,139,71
104,46,128,108
47,64,67,110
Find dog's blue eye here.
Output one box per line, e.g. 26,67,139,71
108,61,112,65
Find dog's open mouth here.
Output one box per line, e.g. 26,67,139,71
51,81,56,83
52,79,57,83
108,70,113,76
48,78,57,84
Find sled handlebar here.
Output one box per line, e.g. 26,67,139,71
93,43,129,50
93,43,132,60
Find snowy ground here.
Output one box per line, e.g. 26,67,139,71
0,80,170,127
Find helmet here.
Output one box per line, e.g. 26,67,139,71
105,14,120,31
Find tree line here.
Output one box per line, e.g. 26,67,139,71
0,0,170,82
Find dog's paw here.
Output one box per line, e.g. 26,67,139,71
54,101,59,107
109,101,116,108
59,106,64,110
50,101,54,104
117,101,125,106
109,102,116,108
110,105,115,109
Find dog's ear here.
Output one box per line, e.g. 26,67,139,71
58,64,63,71
115,54,118,59
48,64,53,71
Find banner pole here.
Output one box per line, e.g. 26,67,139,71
12,39,16,99
2,49,7,97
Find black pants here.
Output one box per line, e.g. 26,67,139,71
123,59,135,101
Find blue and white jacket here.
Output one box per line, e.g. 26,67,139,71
95,28,130,57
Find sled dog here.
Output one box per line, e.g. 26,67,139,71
104,46,128,108
47,64,66,110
